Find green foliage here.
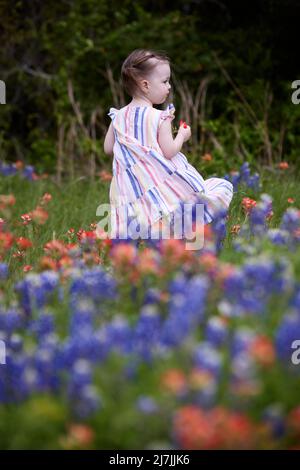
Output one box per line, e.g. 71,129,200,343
0,0,299,174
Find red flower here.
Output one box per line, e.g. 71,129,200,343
278,161,289,170
250,335,275,367
241,197,257,214
160,369,187,395
21,213,32,225
14,160,24,170
23,265,33,272
16,237,33,250
201,153,213,162
0,232,14,251
44,240,68,257
0,194,16,209
31,206,48,224
40,193,52,206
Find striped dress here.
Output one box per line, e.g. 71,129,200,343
107,103,233,239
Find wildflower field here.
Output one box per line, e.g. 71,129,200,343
0,160,300,450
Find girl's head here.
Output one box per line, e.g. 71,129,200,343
121,49,171,105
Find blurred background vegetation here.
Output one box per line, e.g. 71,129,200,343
1,0,300,179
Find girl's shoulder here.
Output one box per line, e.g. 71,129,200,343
107,103,175,122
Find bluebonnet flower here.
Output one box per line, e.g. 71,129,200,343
7,334,23,353
30,311,55,339
247,173,260,190
290,286,300,312
143,287,162,305
161,276,208,348
192,342,222,377
168,273,188,296
223,269,246,296
104,315,132,354
280,208,300,232
34,346,60,391
15,271,59,315
132,306,161,360
68,359,92,392
69,267,117,302
0,163,18,177
223,162,260,191
0,263,8,280
211,208,228,252
231,352,256,381
22,165,35,181
275,312,300,364
184,275,209,319
205,317,228,347
69,299,96,335
160,294,188,348
5,354,35,401
267,229,289,246
223,171,241,190
249,194,273,236
72,384,101,419
136,396,159,414
240,162,251,180
231,328,256,358
262,405,286,438
0,308,24,334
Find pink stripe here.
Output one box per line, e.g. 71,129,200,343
164,179,183,199
168,176,189,199
140,159,159,186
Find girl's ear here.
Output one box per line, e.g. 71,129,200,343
140,79,149,91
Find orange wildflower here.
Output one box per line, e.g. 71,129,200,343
250,335,275,367
160,368,187,394
16,237,33,250
201,153,213,162
241,197,257,214
278,162,289,170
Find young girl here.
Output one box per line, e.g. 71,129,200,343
103,49,233,241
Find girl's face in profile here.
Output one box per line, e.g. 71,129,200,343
140,60,171,105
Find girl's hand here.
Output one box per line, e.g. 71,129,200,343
178,121,191,142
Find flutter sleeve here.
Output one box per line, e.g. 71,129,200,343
107,107,119,121
159,103,176,126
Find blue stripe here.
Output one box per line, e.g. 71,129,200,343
185,172,205,192
141,108,146,146
148,189,160,206
124,146,136,165
175,171,198,191
126,169,140,198
208,181,233,192
134,108,140,140
153,187,170,213
149,151,173,175
131,171,143,196
119,142,130,167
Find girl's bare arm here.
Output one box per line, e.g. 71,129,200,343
158,119,190,160
103,122,115,155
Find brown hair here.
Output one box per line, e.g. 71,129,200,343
121,49,170,97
